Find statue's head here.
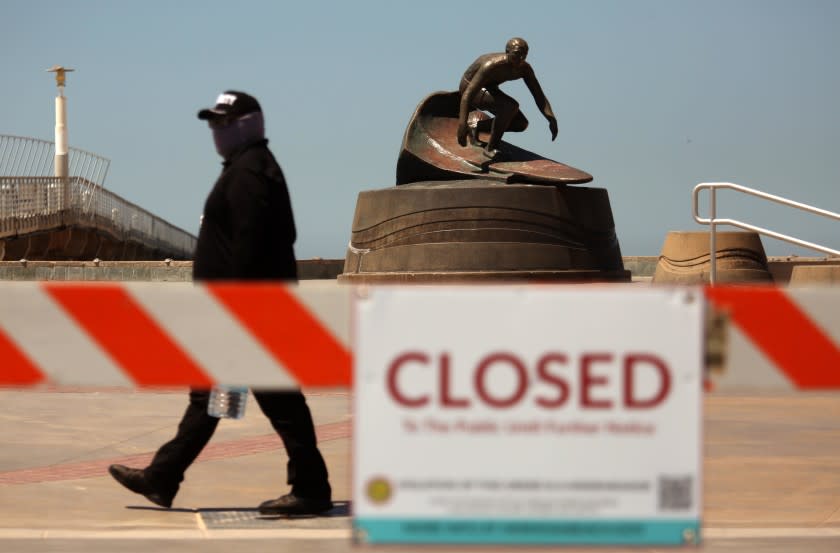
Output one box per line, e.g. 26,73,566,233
505,37,529,64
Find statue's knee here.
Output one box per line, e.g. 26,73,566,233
510,115,528,132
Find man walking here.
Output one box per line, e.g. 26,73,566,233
109,90,333,516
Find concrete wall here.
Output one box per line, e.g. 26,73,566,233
0,260,193,281
0,256,835,282
0,259,346,281
622,256,659,280
624,255,840,284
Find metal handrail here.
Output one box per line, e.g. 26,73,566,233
692,182,840,284
0,176,196,257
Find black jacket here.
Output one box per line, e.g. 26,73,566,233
193,140,298,281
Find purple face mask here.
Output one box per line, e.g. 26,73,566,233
211,111,265,159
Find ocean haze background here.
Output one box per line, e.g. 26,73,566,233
2,0,839,259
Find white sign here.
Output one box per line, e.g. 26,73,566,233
353,285,703,546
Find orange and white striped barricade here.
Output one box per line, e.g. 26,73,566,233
4,281,840,547
0,281,351,389
704,286,840,391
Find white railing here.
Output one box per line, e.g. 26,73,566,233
0,176,196,258
692,182,840,284
0,134,110,187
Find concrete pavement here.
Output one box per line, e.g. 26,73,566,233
2,388,840,552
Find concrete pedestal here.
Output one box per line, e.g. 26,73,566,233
652,230,773,284
339,180,629,283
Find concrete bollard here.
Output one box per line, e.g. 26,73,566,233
652,230,773,284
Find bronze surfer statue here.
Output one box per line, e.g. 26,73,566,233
457,37,559,159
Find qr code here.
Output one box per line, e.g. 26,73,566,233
658,475,693,511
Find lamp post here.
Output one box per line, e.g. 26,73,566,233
46,65,74,209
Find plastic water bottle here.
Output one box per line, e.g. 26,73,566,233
207,386,248,419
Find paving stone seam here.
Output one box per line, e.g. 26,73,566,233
0,528,353,539
0,419,351,485
2,527,840,540
1,387,349,396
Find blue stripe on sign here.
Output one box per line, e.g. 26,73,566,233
353,518,701,545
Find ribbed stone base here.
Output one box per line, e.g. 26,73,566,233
339,180,629,283
338,269,631,284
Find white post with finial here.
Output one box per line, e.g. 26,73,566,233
47,66,74,208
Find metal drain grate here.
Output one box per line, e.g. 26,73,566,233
200,502,350,530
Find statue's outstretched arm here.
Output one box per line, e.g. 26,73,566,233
524,67,558,141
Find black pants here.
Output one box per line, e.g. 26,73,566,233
144,389,331,499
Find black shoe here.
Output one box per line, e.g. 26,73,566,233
258,493,333,515
108,464,176,508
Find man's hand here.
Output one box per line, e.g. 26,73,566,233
457,121,469,147
548,116,558,141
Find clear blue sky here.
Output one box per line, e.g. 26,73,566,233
3,0,839,258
